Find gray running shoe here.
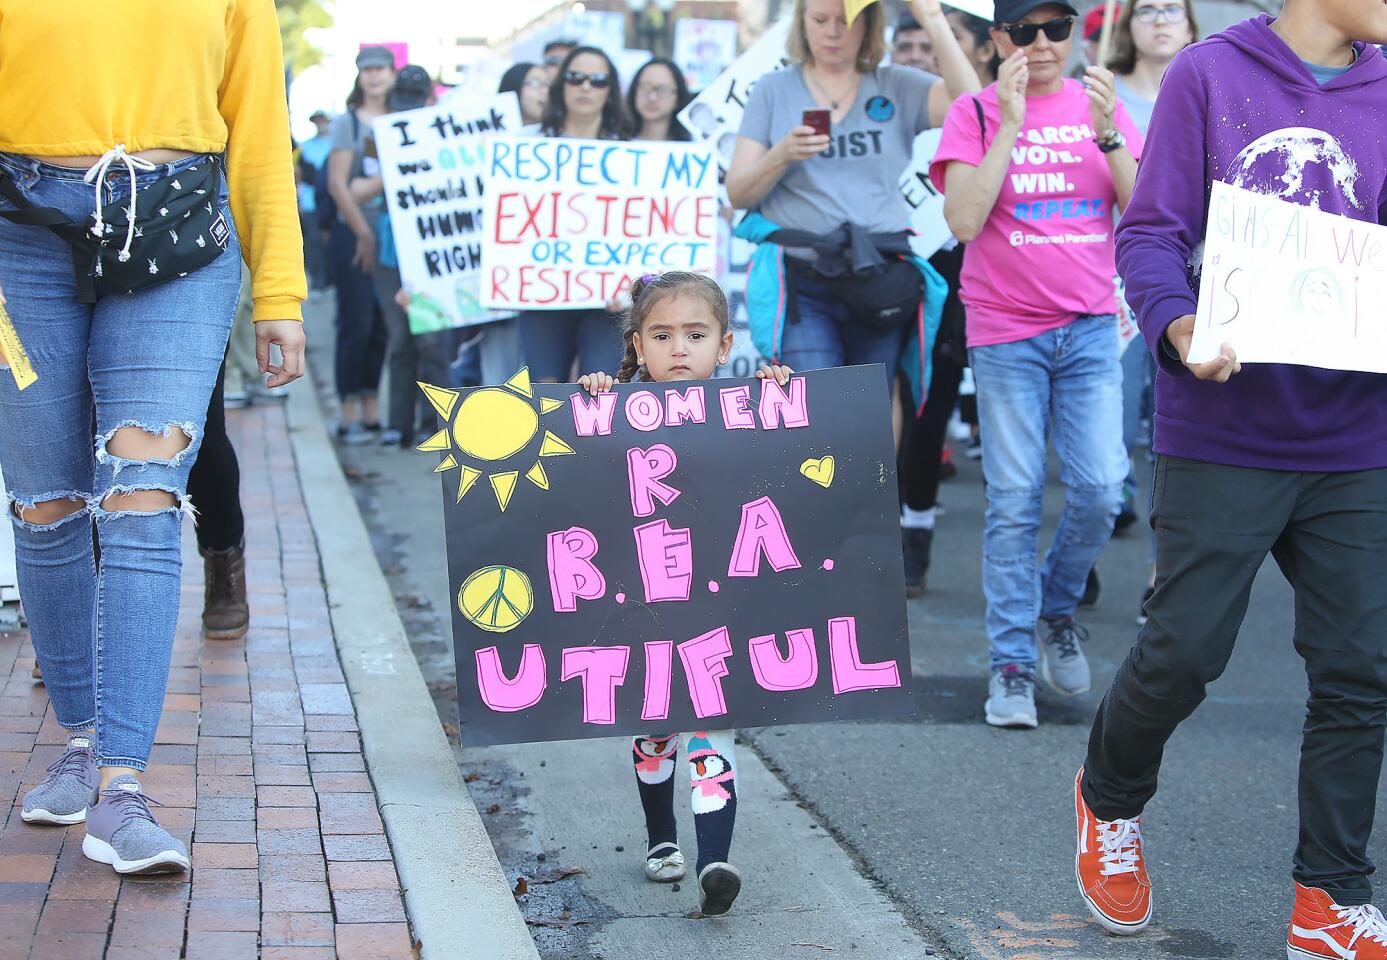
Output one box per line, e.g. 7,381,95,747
985,665,1039,729
82,776,189,875
21,733,99,825
1040,617,1092,696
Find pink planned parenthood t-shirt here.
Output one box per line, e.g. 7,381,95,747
929,79,1144,348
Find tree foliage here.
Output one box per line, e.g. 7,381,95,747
275,0,333,73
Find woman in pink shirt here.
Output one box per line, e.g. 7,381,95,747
929,0,1142,730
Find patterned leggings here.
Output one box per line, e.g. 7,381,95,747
631,730,738,873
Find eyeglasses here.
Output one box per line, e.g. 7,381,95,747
564,70,611,89
522,78,549,91
636,83,676,99
1000,17,1075,46
1133,4,1188,24
544,54,564,67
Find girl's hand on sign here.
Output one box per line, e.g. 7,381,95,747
778,125,830,163
1083,65,1119,134
996,52,1029,129
1165,314,1241,383
756,363,794,387
579,371,615,395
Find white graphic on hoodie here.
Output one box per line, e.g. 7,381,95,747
1227,127,1365,211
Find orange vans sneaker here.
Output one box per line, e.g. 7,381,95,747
1288,883,1387,959
1074,767,1152,935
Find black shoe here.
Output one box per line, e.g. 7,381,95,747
1137,586,1154,626
1114,485,1139,534
902,527,932,599
1079,567,1101,608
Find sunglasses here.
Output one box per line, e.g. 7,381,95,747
564,70,611,89
1000,17,1075,46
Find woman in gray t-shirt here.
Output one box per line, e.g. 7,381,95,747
726,0,976,381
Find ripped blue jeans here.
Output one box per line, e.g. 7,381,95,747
0,152,239,769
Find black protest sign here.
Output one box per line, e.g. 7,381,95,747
417,364,913,746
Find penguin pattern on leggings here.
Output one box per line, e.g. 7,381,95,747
687,732,736,814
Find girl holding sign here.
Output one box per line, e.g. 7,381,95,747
519,46,632,386
578,271,792,917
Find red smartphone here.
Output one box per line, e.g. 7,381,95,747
802,108,830,137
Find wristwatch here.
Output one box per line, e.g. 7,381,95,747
1096,129,1126,153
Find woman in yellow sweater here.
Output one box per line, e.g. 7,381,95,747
0,0,305,874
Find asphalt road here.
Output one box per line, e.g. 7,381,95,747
304,320,1387,960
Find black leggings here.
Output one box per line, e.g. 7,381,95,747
187,363,243,552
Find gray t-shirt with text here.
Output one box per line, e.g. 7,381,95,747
738,64,937,235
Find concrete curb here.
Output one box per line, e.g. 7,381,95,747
285,372,539,960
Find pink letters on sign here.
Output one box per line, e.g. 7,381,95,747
678,627,734,719
626,444,681,517
727,496,801,577
664,386,708,426
642,640,674,721
571,391,618,436
547,527,607,612
475,645,546,712
625,390,663,432
560,646,630,724
748,628,819,691
758,376,810,429
633,519,693,602
718,385,756,429
828,617,902,693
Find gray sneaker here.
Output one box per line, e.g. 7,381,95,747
22,733,99,825
82,776,189,875
986,665,1039,729
1040,617,1092,696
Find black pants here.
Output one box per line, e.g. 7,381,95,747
187,363,244,553
329,222,386,401
1083,455,1387,904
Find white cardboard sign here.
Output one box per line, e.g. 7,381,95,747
1190,180,1387,372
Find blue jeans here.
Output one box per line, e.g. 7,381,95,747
519,308,622,382
0,152,240,769
970,315,1127,671
781,267,905,394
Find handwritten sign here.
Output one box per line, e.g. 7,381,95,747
1190,180,1387,372
480,137,719,310
373,94,522,332
674,19,740,92
899,129,953,262
417,365,913,746
677,17,793,178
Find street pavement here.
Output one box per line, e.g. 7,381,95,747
315,333,1387,959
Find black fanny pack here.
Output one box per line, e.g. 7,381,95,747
0,152,231,303
806,256,924,333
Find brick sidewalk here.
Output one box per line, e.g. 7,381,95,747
0,402,416,960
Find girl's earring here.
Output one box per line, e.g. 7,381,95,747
718,355,727,363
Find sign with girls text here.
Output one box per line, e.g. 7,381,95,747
1191,180,1387,372
374,93,522,332
417,365,913,746
480,137,719,310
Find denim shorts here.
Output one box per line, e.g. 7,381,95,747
0,150,241,767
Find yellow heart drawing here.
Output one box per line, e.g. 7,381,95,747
800,456,835,489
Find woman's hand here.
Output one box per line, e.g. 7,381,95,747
256,320,307,389
755,363,794,387
1084,65,1119,135
579,371,614,395
394,287,411,310
352,228,376,273
996,51,1029,130
776,125,830,164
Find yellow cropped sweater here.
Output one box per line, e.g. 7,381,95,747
0,0,305,321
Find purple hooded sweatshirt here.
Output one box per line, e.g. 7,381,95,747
1116,15,1387,471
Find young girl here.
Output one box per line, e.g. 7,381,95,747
579,271,791,917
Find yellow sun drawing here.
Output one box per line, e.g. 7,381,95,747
415,367,575,512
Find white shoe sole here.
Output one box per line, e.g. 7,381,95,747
82,833,189,875
21,806,87,826
985,706,1038,729
1040,654,1090,698
1287,945,1324,960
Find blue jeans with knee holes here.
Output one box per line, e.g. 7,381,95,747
0,151,240,770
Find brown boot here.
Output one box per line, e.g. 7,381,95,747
201,541,249,640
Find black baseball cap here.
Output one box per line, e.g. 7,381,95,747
896,10,923,32
992,0,1079,25
388,64,433,111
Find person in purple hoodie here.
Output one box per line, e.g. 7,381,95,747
1071,1,1387,951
